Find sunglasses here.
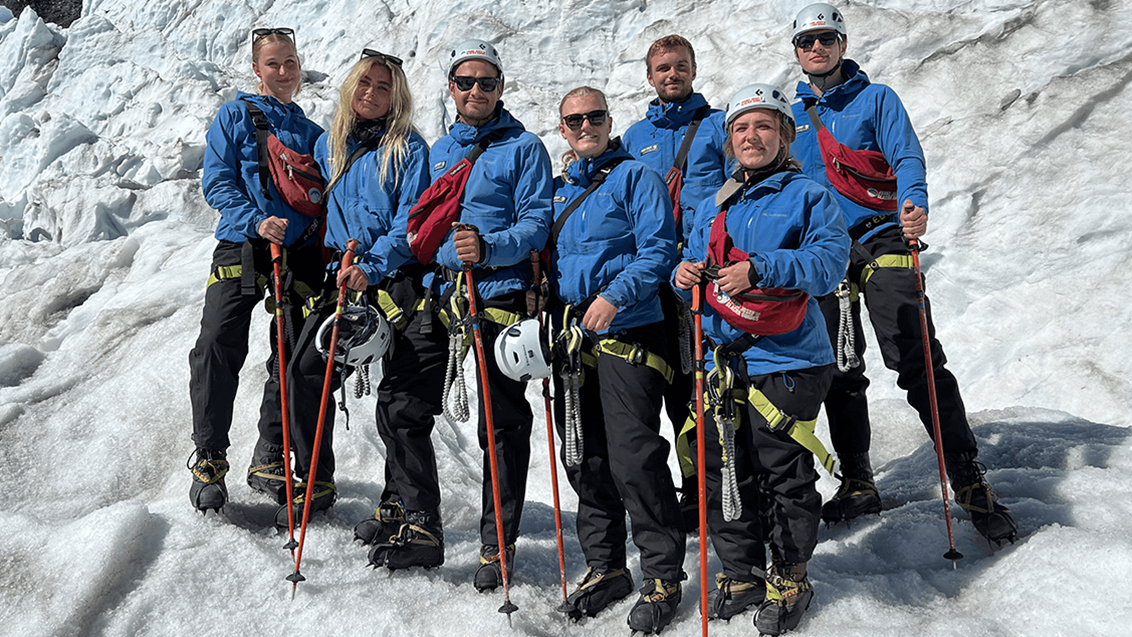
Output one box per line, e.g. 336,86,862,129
793,32,840,51
252,27,295,46
561,109,608,130
361,48,403,67
450,75,501,93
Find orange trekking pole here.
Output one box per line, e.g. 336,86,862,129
692,281,709,637
287,239,359,593
269,242,298,559
908,233,963,566
459,226,518,619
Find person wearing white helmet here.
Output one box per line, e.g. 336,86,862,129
425,37,554,591
621,34,730,534
673,82,848,635
547,86,682,632
788,3,1018,545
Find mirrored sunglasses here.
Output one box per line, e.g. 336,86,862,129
561,109,608,130
793,32,840,51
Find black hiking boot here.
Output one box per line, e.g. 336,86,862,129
273,480,336,528
627,578,682,634
473,544,515,592
707,573,765,621
754,561,813,636
368,510,445,570
354,499,405,545
188,449,229,513
246,439,289,505
560,567,634,619
946,451,1018,545
821,452,881,524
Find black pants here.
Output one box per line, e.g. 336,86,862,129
818,227,977,458
188,240,321,454
691,364,831,578
659,283,695,486
553,323,685,582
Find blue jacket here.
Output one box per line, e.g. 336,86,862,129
792,60,928,241
429,103,554,300
202,92,325,247
551,142,677,334
675,170,849,376
622,92,728,241
314,127,431,285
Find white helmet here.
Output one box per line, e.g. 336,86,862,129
316,304,392,367
448,39,504,77
792,3,847,41
494,319,551,383
725,83,795,132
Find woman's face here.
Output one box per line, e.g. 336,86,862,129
558,93,611,160
730,110,782,171
253,40,300,103
352,63,394,121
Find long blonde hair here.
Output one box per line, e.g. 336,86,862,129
326,55,414,190
252,32,302,97
558,86,608,174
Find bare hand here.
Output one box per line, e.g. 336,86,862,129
258,216,289,245
716,261,755,297
582,296,618,332
674,261,705,290
336,264,369,292
453,225,482,264
900,200,928,240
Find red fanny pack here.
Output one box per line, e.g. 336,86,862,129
243,100,325,218
706,209,810,336
806,106,897,212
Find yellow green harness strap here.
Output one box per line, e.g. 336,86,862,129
593,339,674,384
206,264,268,293
746,386,836,475
858,254,914,290
374,289,428,332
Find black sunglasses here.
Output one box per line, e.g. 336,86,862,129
450,75,501,93
561,109,608,130
361,49,403,67
793,32,840,51
252,27,295,46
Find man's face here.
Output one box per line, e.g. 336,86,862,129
646,47,696,103
448,59,503,126
794,30,846,77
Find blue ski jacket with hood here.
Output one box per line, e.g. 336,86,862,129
674,170,849,376
202,92,325,247
551,141,677,334
428,103,554,300
792,60,928,242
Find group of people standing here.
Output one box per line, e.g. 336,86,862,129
186,4,1018,635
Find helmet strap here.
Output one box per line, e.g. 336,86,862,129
806,57,844,94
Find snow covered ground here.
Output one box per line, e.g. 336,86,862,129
1,0,1130,635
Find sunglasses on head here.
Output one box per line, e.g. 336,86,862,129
361,49,403,67
450,75,501,92
252,27,295,45
561,109,608,130
793,32,840,51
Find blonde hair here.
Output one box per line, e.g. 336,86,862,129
252,32,302,97
724,110,801,172
557,86,609,174
326,56,415,191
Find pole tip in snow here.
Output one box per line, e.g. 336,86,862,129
555,600,577,615
944,548,964,564
498,600,518,616
286,571,306,584
283,539,298,551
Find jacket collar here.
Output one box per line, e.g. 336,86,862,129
645,92,710,128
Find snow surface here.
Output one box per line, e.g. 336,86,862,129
1,0,1131,635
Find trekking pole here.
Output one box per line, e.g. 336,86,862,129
288,239,359,595
530,251,571,615
459,227,519,620
269,242,298,560
908,234,964,566
692,281,709,637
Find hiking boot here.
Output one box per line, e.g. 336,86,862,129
273,480,336,528
678,486,700,534
821,452,881,524
755,561,813,636
946,451,1018,545
188,449,229,513
707,573,764,621
627,578,682,634
246,439,289,505
354,499,406,545
368,510,444,570
473,544,515,592
560,567,634,619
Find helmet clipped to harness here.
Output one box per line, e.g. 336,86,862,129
316,304,392,367
493,318,552,382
